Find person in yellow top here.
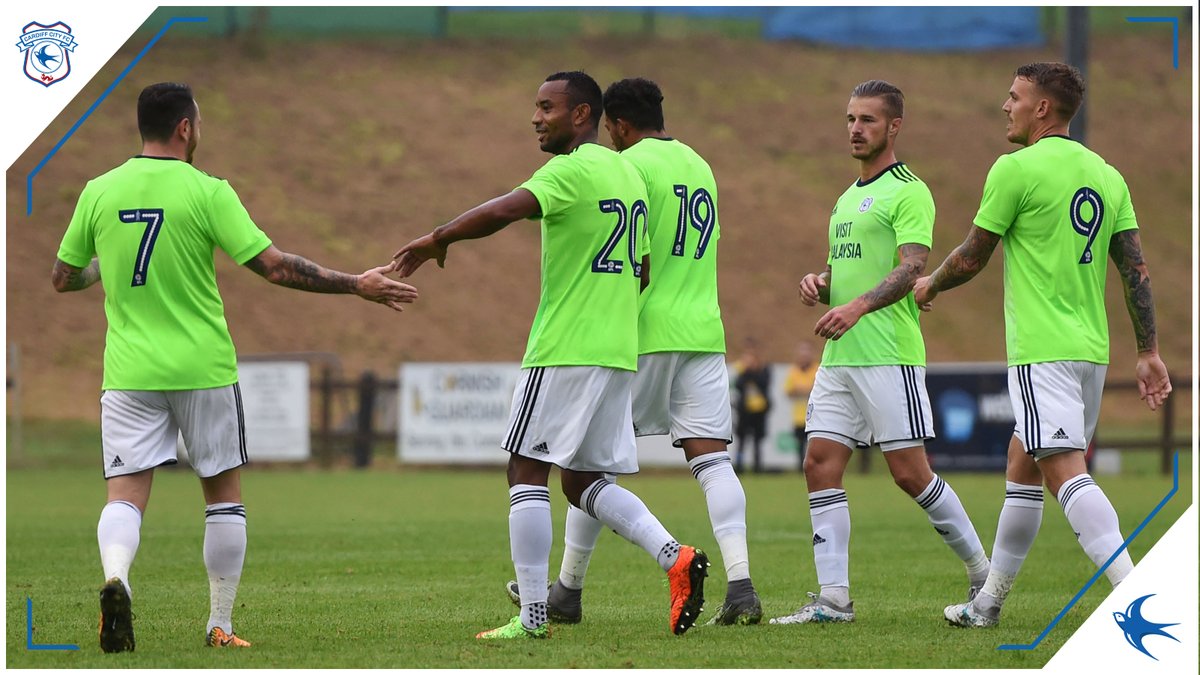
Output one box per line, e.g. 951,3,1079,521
785,341,819,469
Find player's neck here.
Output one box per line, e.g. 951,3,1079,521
1025,122,1072,147
559,129,599,155
858,150,899,183
627,129,671,147
139,141,187,161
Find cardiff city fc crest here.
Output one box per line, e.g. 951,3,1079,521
16,21,77,87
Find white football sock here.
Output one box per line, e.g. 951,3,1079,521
1057,474,1133,586
809,488,850,593
204,503,247,635
558,505,603,590
97,500,142,598
689,452,750,582
977,482,1044,612
914,475,989,584
581,479,678,572
509,485,551,630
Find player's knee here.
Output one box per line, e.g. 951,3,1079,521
559,470,600,507
802,450,842,485
891,471,927,497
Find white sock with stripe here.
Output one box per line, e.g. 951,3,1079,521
914,475,989,585
97,500,142,598
580,479,679,572
809,488,850,605
1057,474,1133,586
204,503,247,635
557,505,603,590
509,485,552,630
688,451,750,582
976,482,1043,613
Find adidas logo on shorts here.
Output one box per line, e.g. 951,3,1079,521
1051,428,1070,440
110,455,125,468
812,533,827,546
934,526,950,536
530,442,549,455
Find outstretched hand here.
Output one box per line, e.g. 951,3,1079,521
391,233,448,278
356,265,419,312
1135,352,1172,411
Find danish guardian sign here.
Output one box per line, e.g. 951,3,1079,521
16,21,77,87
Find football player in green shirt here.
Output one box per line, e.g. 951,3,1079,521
916,62,1172,627
53,82,418,652
504,77,761,627
392,71,709,640
771,81,989,626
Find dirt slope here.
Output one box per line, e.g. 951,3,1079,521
6,33,1193,420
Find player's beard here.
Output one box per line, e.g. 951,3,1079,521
540,131,569,155
850,136,886,162
185,135,197,164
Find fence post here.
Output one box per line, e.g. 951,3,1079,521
353,371,377,468
319,365,333,464
1161,393,1175,475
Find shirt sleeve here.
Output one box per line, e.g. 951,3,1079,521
56,182,97,267
973,154,1025,236
891,181,935,248
516,156,577,223
1109,166,1139,235
209,180,272,264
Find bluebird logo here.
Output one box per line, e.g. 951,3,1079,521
1112,594,1179,660
16,21,76,87
858,197,873,212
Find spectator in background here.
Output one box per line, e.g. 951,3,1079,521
733,338,771,473
784,341,820,471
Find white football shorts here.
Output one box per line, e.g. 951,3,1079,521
632,351,733,447
100,384,248,479
1008,361,1106,458
501,366,638,474
805,365,934,451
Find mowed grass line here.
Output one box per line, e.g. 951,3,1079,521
6,464,1189,668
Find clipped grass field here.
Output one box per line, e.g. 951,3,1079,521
5,451,1190,668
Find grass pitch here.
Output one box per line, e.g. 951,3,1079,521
5,459,1189,668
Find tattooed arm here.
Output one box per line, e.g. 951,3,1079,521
813,244,927,340
245,245,419,312
913,226,1002,307
51,257,101,292
1108,230,1157,353
1109,229,1172,410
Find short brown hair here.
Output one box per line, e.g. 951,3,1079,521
850,80,904,119
1015,62,1085,122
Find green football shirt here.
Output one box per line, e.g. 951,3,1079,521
974,136,1138,366
57,157,271,390
516,142,650,371
823,162,933,366
620,138,725,355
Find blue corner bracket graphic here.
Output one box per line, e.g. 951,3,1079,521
997,452,1181,651
26,597,79,651
1125,17,1180,69
25,16,208,215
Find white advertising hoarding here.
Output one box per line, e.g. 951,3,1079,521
236,361,311,461
396,361,794,469
398,362,521,464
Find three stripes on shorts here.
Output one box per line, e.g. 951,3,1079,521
503,367,545,454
